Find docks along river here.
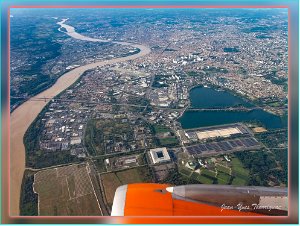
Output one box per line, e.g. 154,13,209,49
10,19,151,216
179,86,286,130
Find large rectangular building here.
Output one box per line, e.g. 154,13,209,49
184,123,251,141
149,147,171,164
196,127,242,140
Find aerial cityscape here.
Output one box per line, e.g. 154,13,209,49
10,8,288,216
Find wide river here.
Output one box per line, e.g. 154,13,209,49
179,87,286,129
10,19,151,215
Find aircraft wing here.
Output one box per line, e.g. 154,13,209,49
111,183,288,216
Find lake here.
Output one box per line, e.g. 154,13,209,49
189,86,252,108
179,87,286,129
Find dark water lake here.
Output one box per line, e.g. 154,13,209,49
179,87,286,129
189,86,253,108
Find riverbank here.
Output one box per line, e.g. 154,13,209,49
10,19,151,216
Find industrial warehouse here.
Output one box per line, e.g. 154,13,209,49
183,123,252,141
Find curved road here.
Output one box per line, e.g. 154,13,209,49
10,19,151,215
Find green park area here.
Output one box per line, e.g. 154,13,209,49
153,124,179,147
153,125,171,133
178,155,249,186
84,118,134,156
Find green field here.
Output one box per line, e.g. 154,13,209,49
178,155,252,186
217,172,231,185
201,169,216,178
231,177,247,186
231,158,249,179
158,137,179,146
191,173,214,184
179,167,193,177
153,125,171,134
117,168,149,184
216,164,231,174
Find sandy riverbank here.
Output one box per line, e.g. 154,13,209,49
10,19,150,216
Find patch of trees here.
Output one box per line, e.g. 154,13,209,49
20,171,38,216
27,150,82,169
235,150,286,186
24,104,49,166
161,169,198,186
271,149,288,185
255,130,287,148
84,120,105,156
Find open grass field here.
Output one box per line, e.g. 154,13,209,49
231,177,247,186
179,167,193,177
191,172,214,184
158,137,179,146
216,163,231,175
117,168,146,184
201,169,216,178
217,172,231,185
101,166,152,208
177,154,250,186
153,125,171,134
33,164,101,216
231,157,249,179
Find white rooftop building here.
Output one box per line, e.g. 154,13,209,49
149,147,171,164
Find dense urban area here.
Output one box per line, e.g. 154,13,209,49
10,8,288,216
